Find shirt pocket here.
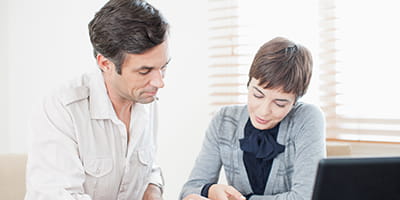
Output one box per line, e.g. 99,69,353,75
137,149,152,166
127,149,154,188
84,157,113,177
130,149,154,177
83,157,113,198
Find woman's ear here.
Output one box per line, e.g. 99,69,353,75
96,54,114,72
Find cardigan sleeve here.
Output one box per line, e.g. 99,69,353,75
179,108,225,200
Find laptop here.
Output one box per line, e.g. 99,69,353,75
311,157,400,200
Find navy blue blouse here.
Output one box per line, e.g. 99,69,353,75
239,119,285,197
200,119,285,198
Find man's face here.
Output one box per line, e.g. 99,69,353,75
103,40,170,104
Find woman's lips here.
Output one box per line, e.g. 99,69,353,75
256,116,269,124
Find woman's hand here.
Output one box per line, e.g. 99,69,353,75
208,184,246,200
183,194,210,200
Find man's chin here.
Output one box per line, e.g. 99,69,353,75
137,96,156,104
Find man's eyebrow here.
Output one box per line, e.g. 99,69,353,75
162,58,171,67
138,66,154,70
138,58,171,70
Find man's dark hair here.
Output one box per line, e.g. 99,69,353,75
248,37,313,100
88,0,169,74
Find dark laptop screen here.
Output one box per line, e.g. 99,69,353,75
311,157,400,200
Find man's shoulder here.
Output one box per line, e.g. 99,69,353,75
58,86,90,106
50,73,93,106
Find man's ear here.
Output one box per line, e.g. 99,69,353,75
96,54,114,72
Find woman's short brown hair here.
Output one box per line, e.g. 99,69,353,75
247,37,313,99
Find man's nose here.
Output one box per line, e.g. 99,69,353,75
150,69,165,88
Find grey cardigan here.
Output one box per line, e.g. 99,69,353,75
179,103,326,200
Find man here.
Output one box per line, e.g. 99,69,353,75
25,0,169,199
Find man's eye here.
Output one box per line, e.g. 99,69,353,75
161,66,167,75
139,69,151,75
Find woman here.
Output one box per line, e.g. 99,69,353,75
180,37,326,200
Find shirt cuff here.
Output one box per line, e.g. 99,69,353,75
245,193,254,200
200,183,215,197
148,166,164,193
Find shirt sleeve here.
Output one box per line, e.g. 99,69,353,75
25,94,92,200
248,104,326,200
148,100,164,191
148,164,164,192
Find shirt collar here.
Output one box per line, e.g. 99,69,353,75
88,70,116,120
87,70,153,123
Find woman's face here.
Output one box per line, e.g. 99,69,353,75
247,78,296,130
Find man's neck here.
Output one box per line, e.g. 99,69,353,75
113,101,133,119
102,74,134,121
110,98,133,144
102,73,134,144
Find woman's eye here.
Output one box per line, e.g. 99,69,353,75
253,94,263,99
275,103,285,108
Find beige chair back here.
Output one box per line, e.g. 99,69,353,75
326,142,352,157
0,154,27,200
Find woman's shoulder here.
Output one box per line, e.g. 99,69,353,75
209,104,248,135
284,102,326,137
213,104,248,122
279,102,326,144
288,102,324,121
218,104,247,115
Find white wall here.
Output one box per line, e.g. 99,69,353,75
6,0,107,153
1,0,210,199
0,0,9,153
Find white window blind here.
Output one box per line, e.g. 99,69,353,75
209,0,400,143
320,0,400,142
208,0,242,111
208,0,320,112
